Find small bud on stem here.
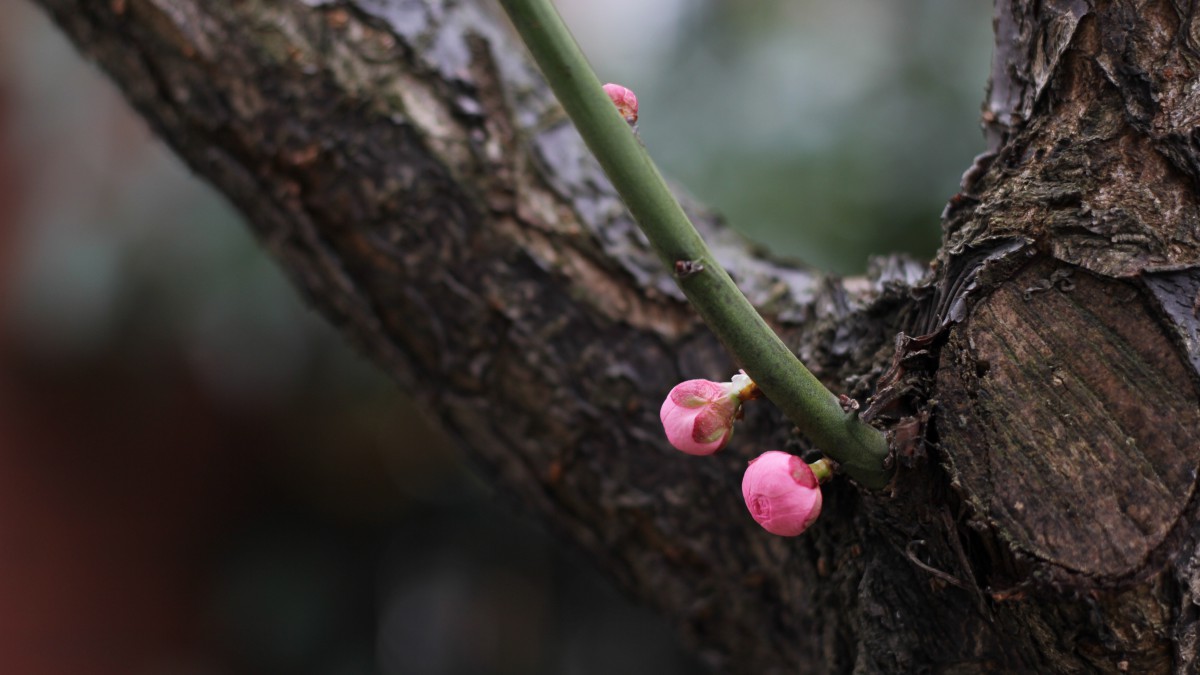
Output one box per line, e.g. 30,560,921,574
659,373,758,456
602,83,638,126
742,451,824,536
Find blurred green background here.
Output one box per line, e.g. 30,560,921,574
0,1,990,673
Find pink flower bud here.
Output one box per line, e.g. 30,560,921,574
602,83,639,126
741,451,823,536
659,378,742,455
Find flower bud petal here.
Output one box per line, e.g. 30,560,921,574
602,83,639,126
659,379,740,455
741,451,823,536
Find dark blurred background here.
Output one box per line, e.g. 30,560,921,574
0,1,991,673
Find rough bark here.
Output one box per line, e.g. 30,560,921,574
28,0,1200,672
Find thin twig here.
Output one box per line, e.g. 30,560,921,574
496,0,891,487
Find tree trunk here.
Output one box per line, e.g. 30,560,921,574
28,0,1200,672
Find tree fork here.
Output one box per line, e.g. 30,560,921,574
28,0,1200,672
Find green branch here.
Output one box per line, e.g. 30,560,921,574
497,0,891,488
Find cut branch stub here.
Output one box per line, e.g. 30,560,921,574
938,258,1200,577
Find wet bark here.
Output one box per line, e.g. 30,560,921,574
28,0,1200,672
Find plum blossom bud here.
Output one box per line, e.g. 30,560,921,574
659,373,752,455
741,451,823,536
602,83,639,126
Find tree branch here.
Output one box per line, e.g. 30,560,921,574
29,0,919,670
32,0,1200,672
